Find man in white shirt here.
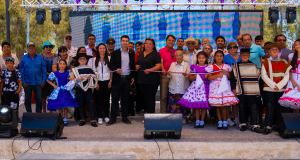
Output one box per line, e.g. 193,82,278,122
56,34,77,58
211,35,228,56
85,34,96,68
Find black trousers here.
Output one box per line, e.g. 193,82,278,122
140,84,158,113
264,91,290,127
95,80,111,118
111,76,131,119
135,83,145,112
76,88,96,120
238,96,260,125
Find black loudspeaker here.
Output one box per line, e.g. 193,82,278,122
144,113,182,139
20,113,64,138
277,113,300,138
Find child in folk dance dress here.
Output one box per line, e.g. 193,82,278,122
47,59,79,125
178,52,212,128
278,39,300,112
205,50,239,130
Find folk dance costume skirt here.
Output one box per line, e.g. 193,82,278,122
178,80,211,109
278,88,300,109
47,86,79,111
168,93,187,118
208,79,239,107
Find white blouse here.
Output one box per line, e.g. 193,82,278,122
92,57,111,81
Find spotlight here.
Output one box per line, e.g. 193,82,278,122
83,0,91,2
36,8,46,25
0,105,18,138
268,7,279,24
0,106,11,123
286,7,296,24
51,8,61,25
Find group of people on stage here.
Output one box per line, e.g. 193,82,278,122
1,32,299,135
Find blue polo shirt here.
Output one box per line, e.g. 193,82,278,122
249,44,265,68
19,53,47,85
224,54,241,66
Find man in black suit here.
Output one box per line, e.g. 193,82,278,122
107,35,135,125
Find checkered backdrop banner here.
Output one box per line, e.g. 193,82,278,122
69,10,263,50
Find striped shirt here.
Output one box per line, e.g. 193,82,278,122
231,62,261,97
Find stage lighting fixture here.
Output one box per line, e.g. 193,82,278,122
0,105,18,138
0,106,12,123
286,7,296,24
83,0,91,2
51,8,61,25
36,8,46,25
268,7,279,24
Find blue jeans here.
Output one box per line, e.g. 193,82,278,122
24,85,42,113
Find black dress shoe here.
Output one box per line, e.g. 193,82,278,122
199,124,204,128
217,126,222,130
122,117,132,124
223,126,228,130
79,120,86,126
252,126,263,133
106,119,116,126
263,127,272,135
240,125,247,131
194,123,200,128
91,122,98,127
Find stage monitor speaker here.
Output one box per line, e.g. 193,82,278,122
144,113,182,139
20,113,64,138
277,113,300,138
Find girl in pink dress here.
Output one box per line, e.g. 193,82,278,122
205,50,239,130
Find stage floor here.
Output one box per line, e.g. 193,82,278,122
1,103,300,159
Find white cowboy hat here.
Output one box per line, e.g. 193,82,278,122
184,37,198,46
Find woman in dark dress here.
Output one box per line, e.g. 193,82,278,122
136,38,161,113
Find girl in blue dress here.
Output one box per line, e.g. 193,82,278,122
47,59,79,125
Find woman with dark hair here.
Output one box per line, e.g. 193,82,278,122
92,43,112,124
136,38,161,113
52,46,73,72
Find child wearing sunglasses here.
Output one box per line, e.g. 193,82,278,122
0,57,22,120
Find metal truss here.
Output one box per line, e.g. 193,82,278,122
19,0,300,8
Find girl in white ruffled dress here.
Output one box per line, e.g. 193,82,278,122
205,50,239,130
278,39,300,112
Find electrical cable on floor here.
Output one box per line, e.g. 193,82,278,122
11,136,22,159
153,138,160,159
167,138,174,160
296,138,300,144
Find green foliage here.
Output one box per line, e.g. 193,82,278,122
0,0,71,60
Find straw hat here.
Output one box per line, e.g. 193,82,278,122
184,37,198,46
